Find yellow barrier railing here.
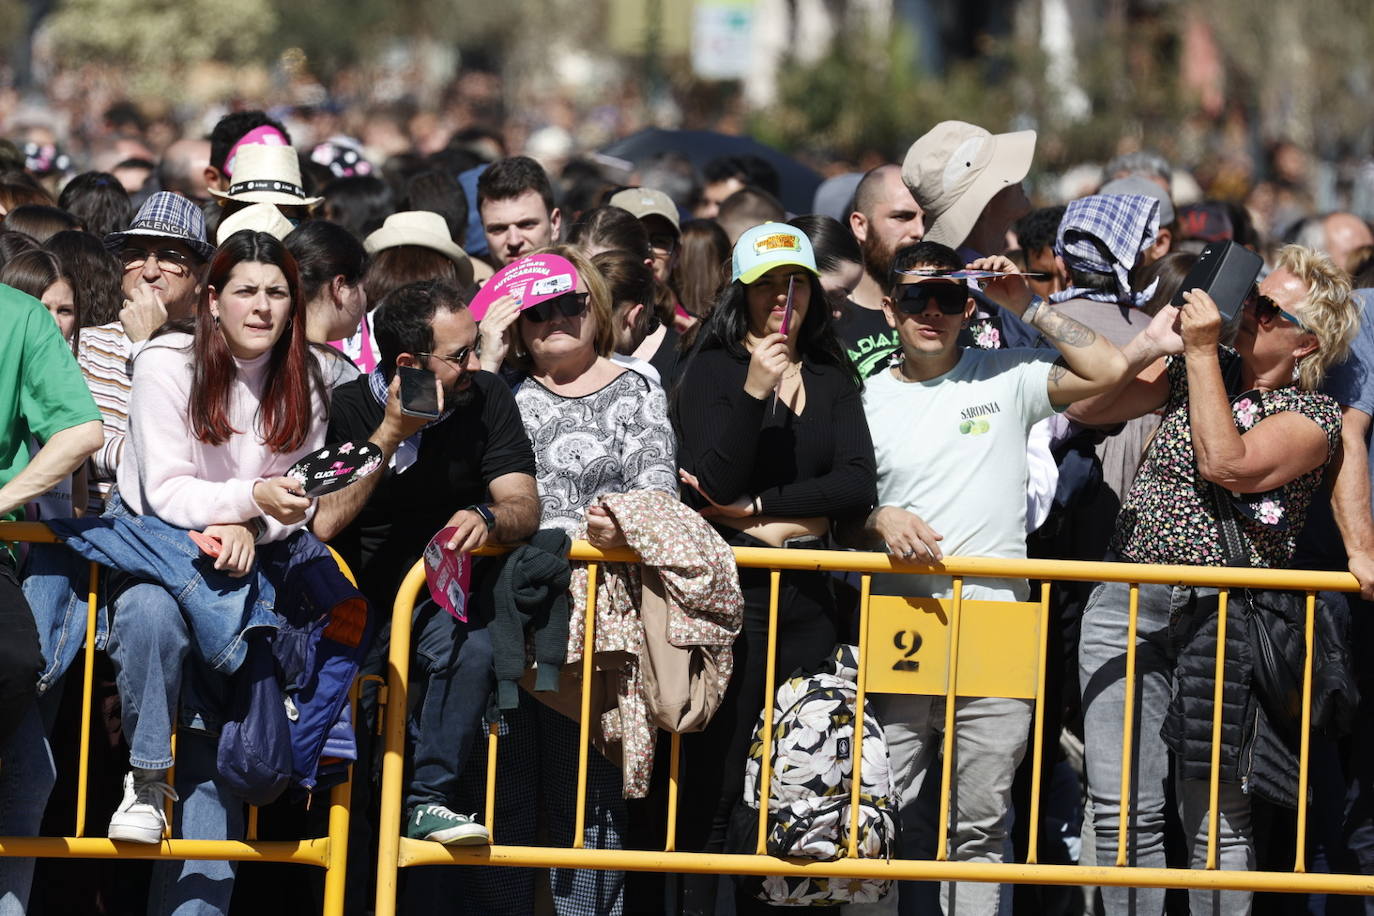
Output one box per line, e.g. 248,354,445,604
0,521,358,916
374,542,1373,915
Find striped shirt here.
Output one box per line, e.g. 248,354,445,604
77,322,135,513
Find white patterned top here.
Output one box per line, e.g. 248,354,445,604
514,368,678,536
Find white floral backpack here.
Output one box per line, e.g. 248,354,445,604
739,644,897,906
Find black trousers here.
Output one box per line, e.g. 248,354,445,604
676,553,840,915
0,559,43,750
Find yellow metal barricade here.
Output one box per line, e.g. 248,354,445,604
0,521,358,916
372,543,1374,915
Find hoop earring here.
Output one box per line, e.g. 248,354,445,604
212,314,220,326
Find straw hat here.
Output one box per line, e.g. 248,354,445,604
209,143,323,207
364,211,475,288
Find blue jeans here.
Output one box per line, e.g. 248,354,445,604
405,598,495,811
0,703,56,916
106,579,194,770
1080,580,1252,916
147,730,245,916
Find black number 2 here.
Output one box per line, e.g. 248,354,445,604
892,629,922,672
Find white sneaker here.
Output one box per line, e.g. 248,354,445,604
109,769,177,843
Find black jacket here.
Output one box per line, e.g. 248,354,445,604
1162,587,1358,809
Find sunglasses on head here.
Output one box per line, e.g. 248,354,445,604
522,291,589,323
1249,290,1309,331
894,282,968,316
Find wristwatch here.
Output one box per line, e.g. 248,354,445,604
466,503,496,532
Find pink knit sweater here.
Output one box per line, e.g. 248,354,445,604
116,333,326,542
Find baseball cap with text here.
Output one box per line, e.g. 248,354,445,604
731,222,819,285
902,121,1036,249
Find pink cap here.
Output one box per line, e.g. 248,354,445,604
468,253,580,321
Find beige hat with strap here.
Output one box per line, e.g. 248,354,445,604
902,121,1036,249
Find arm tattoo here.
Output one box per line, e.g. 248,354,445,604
1047,357,1069,383
1036,309,1098,348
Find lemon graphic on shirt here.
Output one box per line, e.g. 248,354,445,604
959,418,990,436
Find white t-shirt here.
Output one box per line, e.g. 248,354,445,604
863,348,1058,600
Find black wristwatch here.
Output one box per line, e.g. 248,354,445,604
467,503,496,532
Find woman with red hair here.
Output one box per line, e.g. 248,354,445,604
104,230,326,911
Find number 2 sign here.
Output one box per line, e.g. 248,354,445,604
862,595,1042,699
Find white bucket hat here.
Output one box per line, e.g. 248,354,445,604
902,121,1036,249
216,202,296,245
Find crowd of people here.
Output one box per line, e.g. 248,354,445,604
1,102,1373,916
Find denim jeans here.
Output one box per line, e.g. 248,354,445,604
147,730,245,916
1080,579,1253,916
404,598,495,811
0,703,56,916
106,579,193,770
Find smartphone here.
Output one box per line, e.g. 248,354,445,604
398,365,441,419
1170,240,1262,322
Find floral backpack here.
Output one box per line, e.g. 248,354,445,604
739,644,897,906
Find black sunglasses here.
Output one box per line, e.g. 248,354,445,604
522,291,589,323
894,282,968,315
1248,290,1309,331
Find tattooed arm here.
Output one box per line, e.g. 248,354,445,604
1033,307,1129,406
969,255,1128,407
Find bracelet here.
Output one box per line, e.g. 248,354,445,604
1022,295,1045,326
751,496,762,516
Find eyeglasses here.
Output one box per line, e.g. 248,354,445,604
416,342,481,368
648,233,677,255
119,246,195,276
1250,291,1310,331
522,291,589,323
893,282,968,316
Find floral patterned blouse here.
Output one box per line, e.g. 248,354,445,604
1112,348,1341,568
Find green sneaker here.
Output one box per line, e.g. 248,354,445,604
406,804,490,845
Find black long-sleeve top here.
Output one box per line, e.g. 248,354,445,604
673,346,877,521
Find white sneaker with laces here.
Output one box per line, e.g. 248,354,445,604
109,769,177,843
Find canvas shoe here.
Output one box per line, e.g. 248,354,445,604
405,804,490,845
108,769,177,843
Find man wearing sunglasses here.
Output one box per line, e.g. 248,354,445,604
849,240,1128,915
316,279,539,850
76,192,215,514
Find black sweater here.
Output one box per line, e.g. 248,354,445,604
672,346,876,521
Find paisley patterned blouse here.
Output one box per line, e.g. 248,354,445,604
1112,348,1341,568
514,368,678,535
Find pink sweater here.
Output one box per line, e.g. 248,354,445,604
116,333,326,542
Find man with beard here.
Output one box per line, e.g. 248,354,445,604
839,164,926,376
314,280,539,848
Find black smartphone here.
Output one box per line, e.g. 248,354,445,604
398,365,440,419
1171,240,1262,322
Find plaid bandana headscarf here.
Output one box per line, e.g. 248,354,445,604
1051,193,1161,307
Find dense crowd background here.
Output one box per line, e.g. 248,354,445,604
2,53,1374,916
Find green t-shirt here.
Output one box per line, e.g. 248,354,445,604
1,285,101,525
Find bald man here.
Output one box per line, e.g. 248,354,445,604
1324,212,1374,274
158,138,212,205
847,164,925,309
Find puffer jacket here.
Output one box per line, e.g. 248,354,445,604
1162,587,1357,809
